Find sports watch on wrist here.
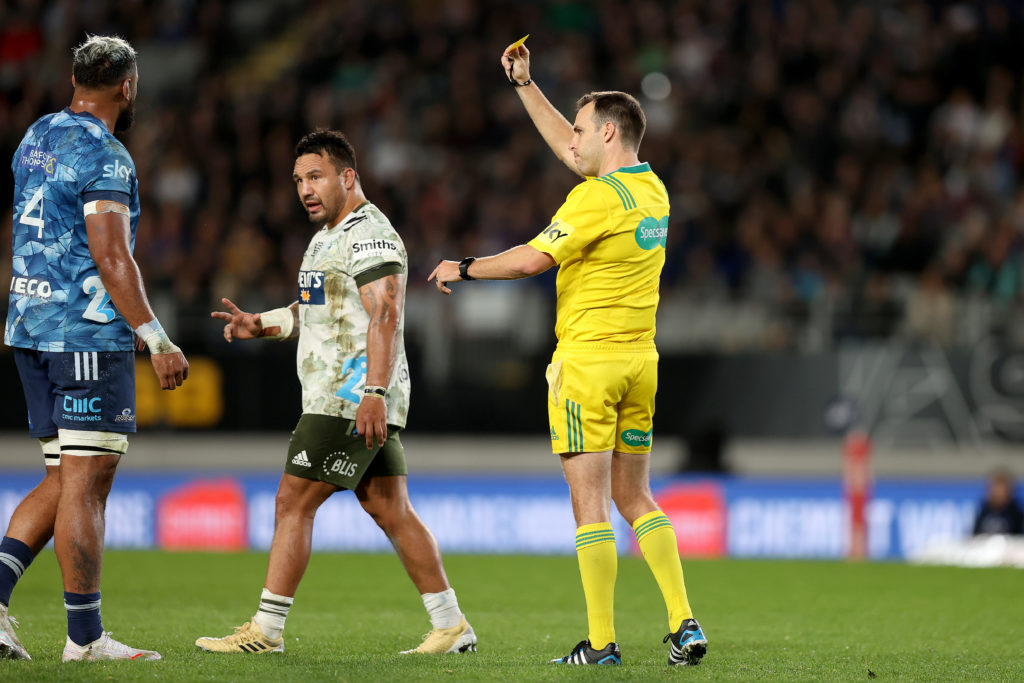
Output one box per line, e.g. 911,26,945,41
459,257,476,280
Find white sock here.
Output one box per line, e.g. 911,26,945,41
253,587,293,640
422,588,462,630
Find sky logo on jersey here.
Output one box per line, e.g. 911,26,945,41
538,220,574,244
102,159,132,182
18,146,57,175
635,216,668,250
298,270,325,305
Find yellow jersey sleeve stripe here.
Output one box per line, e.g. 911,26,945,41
594,177,633,211
604,174,637,209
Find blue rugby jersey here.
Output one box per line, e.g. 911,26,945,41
5,109,140,351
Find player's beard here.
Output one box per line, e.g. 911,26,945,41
114,99,136,132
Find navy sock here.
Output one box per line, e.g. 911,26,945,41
64,591,103,646
0,536,34,607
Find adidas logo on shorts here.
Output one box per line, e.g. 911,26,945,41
291,450,311,467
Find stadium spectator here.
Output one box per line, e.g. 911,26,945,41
973,469,1024,536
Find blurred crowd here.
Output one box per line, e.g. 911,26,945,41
4,0,1024,350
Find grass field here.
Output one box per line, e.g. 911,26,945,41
2,550,1021,681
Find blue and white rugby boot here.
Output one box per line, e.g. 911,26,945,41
550,639,621,665
664,617,707,665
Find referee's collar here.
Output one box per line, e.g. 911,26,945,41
611,162,650,174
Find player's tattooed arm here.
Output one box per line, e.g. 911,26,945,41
356,273,405,448
359,273,404,388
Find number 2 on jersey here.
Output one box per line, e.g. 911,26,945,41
336,355,368,403
19,187,45,239
82,275,117,323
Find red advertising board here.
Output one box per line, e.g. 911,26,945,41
156,479,247,550
650,482,726,557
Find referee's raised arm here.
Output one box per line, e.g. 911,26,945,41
501,40,583,177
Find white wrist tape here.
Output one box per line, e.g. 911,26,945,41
259,307,294,340
134,318,181,354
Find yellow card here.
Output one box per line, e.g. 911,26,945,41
505,34,530,53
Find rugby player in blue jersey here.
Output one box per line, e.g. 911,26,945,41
0,35,188,662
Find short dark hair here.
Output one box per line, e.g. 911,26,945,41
294,129,358,174
72,35,137,89
576,91,646,151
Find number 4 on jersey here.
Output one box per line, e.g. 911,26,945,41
19,187,45,239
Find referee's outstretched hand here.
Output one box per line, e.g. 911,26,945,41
428,260,461,295
502,42,531,85
211,297,263,342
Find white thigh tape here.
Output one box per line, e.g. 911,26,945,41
57,429,129,457
40,436,61,465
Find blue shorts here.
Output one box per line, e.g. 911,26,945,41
13,348,137,437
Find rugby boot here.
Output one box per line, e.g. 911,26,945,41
550,639,621,665
195,620,284,654
62,632,161,661
400,616,477,654
664,617,707,666
0,604,30,660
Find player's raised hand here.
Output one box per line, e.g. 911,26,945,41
428,260,461,295
151,350,189,390
502,41,531,85
210,297,263,342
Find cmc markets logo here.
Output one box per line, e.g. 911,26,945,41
62,396,102,422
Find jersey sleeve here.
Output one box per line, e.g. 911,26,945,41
79,139,135,201
347,218,406,288
527,181,612,264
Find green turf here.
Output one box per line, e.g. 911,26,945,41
2,550,1021,680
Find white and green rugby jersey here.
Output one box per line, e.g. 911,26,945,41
295,202,411,427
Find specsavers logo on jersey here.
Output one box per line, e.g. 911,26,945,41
635,216,668,250
536,220,575,246
298,270,325,305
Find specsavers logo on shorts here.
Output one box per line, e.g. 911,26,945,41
634,216,668,250
298,270,325,305
621,428,653,448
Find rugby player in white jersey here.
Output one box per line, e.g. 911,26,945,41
196,129,476,656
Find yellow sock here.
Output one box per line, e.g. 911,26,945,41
575,522,617,649
633,510,693,630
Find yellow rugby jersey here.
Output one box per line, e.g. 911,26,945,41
527,162,669,343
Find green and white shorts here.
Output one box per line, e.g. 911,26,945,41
284,413,407,490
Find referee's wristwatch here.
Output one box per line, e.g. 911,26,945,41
459,257,476,281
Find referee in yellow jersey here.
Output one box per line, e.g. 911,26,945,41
429,40,708,667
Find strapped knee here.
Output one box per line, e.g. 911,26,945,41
39,436,60,467
57,429,129,457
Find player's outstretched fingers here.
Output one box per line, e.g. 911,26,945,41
221,297,241,314
223,324,233,343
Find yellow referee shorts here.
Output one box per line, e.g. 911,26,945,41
545,341,658,454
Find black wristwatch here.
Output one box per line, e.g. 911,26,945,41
459,257,476,280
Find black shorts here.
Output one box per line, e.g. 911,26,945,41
13,348,137,437
284,413,407,490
